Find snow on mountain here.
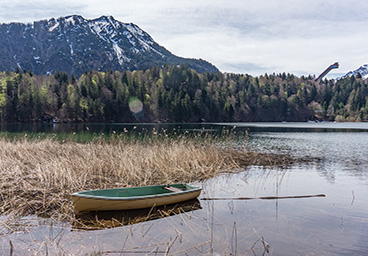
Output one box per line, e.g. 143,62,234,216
0,15,218,76
339,64,368,80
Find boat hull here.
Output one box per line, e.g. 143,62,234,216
71,184,201,212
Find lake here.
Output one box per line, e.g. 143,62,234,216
1,122,368,255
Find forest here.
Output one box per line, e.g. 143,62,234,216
0,65,367,123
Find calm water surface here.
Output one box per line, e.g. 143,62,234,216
1,122,368,255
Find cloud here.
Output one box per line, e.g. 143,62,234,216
0,0,83,23
0,0,367,76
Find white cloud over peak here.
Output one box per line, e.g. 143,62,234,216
1,0,367,77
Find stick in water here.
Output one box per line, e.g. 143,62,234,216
201,194,326,200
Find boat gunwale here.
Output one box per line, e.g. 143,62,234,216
71,184,201,201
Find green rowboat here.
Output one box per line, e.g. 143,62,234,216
71,183,202,212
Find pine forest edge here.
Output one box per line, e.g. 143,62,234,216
0,65,367,124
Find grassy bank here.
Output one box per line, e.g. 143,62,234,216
0,133,294,220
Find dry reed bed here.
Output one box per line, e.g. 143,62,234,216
0,135,294,219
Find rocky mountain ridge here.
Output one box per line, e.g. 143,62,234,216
0,15,218,76
340,64,368,80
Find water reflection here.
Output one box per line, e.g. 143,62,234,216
1,123,368,255
2,121,368,135
0,122,220,134
73,199,201,230
248,132,368,184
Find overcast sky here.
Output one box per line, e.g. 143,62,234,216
1,0,367,78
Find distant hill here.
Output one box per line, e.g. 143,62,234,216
0,15,218,76
339,64,368,80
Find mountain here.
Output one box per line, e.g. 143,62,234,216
339,64,368,80
0,15,218,76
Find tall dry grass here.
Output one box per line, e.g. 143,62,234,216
0,133,295,219
0,135,231,218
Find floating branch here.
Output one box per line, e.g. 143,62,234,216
201,194,326,201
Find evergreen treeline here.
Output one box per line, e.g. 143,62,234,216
0,65,367,123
